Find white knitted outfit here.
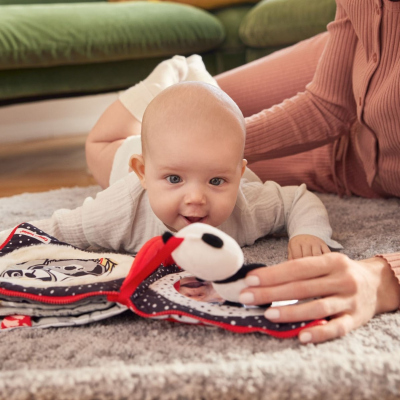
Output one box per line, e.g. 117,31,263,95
30,172,342,254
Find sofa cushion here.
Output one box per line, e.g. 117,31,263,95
0,53,219,104
212,5,253,71
108,0,259,11
0,2,225,70
213,5,252,51
239,0,336,47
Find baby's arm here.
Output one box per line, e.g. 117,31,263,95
278,183,342,257
288,234,331,260
239,180,342,258
0,207,88,250
0,174,140,252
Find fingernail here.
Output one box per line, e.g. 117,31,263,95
245,275,260,286
238,292,254,304
299,332,312,343
264,308,280,320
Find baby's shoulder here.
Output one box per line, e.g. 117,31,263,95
241,167,262,184
124,173,146,196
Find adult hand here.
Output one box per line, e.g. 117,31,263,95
288,234,330,260
239,253,400,344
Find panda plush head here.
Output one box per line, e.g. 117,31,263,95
166,223,244,282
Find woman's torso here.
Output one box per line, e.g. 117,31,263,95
343,0,400,196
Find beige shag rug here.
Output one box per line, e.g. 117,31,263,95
0,186,399,400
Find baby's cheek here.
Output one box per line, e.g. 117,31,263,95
214,195,237,224
148,193,174,220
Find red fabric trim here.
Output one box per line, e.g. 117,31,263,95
1,315,32,330
127,298,326,339
0,287,120,305
0,224,20,250
110,235,184,306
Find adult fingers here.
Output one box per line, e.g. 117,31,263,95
298,313,355,344
241,276,340,306
245,253,347,287
263,295,351,323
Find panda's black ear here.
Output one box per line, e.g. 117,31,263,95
162,232,174,244
201,233,223,248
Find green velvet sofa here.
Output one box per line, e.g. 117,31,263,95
0,0,336,105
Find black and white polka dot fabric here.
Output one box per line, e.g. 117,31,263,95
130,265,318,337
0,222,75,256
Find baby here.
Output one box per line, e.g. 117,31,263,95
0,68,341,258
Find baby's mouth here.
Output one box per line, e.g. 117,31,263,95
183,216,206,224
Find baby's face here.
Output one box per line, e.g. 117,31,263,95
131,81,247,232
140,125,246,232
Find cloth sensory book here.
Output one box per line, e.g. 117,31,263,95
0,223,324,337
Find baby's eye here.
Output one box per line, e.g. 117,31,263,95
166,175,182,184
209,178,225,186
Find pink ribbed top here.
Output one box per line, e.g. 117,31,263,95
244,0,400,279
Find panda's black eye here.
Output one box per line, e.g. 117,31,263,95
166,175,181,184
201,233,223,248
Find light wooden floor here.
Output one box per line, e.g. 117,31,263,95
0,135,97,198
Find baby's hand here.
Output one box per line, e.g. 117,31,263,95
288,234,330,260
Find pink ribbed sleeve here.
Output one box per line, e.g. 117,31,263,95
378,254,400,285
244,2,358,163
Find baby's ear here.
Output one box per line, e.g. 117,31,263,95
241,159,248,177
129,154,146,189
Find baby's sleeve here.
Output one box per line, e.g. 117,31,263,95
279,184,342,249
17,174,140,251
30,205,89,249
80,174,143,251
0,198,88,249
238,181,342,249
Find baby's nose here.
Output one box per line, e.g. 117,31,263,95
184,187,206,205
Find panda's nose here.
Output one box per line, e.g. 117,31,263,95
201,233,223,248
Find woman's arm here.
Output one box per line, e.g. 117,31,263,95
244,0,358,163
239,253,400,343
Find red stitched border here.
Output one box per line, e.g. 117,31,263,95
0,225,20,251
126,297,325,339
0,287,120,305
